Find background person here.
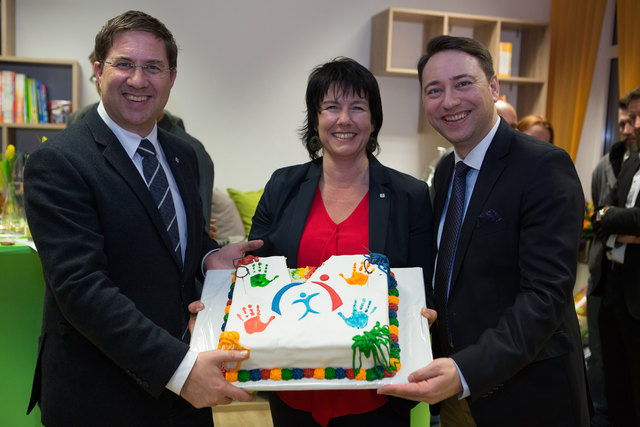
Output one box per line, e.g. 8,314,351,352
516,114,554,144
593,85,640,427
494,99,517,127
587,94,638,426
249,57,434,427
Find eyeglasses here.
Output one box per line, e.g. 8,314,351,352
103,60,172,76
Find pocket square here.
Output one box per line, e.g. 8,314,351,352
477,209,503,227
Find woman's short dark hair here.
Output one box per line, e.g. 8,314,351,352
94,10,178,76
417,35,495,87
300,57,382,160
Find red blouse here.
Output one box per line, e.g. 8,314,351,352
278,188,388,427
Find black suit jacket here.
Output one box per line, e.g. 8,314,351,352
599,154,640,318
432,120,590,426
70,103,215,229
24,108,218,425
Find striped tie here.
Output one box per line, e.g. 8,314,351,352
137,139,182,266
434,161,471,355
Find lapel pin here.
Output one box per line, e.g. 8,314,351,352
175,157,180,164
379,193,385,198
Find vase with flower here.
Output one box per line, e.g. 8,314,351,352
0,144,25,235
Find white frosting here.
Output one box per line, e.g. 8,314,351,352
223,255,391,371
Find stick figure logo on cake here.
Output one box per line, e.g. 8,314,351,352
338,298,377,329
237,304,275,334
271,274,343,315
292,292,320,319
340,261,375,286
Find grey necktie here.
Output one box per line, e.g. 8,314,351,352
137,139,182,266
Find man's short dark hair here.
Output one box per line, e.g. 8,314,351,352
417,35,495,87
300,57,382,160
622,86,640,108
94,10,177,76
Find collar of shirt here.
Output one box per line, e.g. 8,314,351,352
97,102,160,159
435,117,501,280
96,101,188,264
627,153,640,208
452,116,501,169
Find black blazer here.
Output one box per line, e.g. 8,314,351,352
24,108,218,425
432,120,590,426
599,154,640,319
248,155,434,297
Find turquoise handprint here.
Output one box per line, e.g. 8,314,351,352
338,298,377,329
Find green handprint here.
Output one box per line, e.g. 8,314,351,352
249,262,279,287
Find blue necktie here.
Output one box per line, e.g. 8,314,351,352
137,139,182,266
434,161,471,355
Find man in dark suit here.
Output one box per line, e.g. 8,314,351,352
379,35,590,426
587,95,637,426
68,50,215,233
594,86,640,426
24,11,260,426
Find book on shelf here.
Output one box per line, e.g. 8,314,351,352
0,70,51,124
28,77,39,124
14,73,26,124
498,41,512,78
2,70,16,123
36,80,48,123
0,73,3,122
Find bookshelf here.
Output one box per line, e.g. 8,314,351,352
0,0,80,155
370,8,550,127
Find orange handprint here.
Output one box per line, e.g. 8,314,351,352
339,261,374,286
237,304,275,334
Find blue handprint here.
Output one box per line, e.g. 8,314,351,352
338,298,377,329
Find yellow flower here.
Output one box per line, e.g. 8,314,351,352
2,144,16,183
3,144,15,161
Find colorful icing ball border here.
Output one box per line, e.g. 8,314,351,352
220,253,400,382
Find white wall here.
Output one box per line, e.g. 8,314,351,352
16,0,551,192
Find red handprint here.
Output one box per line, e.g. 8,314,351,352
237,304,275,334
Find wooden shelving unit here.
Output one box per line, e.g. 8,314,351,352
0,0,80,154
371,8,550,122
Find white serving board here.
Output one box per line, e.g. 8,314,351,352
191,267,432,390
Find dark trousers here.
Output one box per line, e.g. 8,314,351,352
268,392,411,427
599,268,640,427
586,292,609,426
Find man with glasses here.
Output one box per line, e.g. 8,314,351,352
24,10,261,426
67,50,215,236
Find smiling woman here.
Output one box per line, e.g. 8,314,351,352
248,57,434,427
